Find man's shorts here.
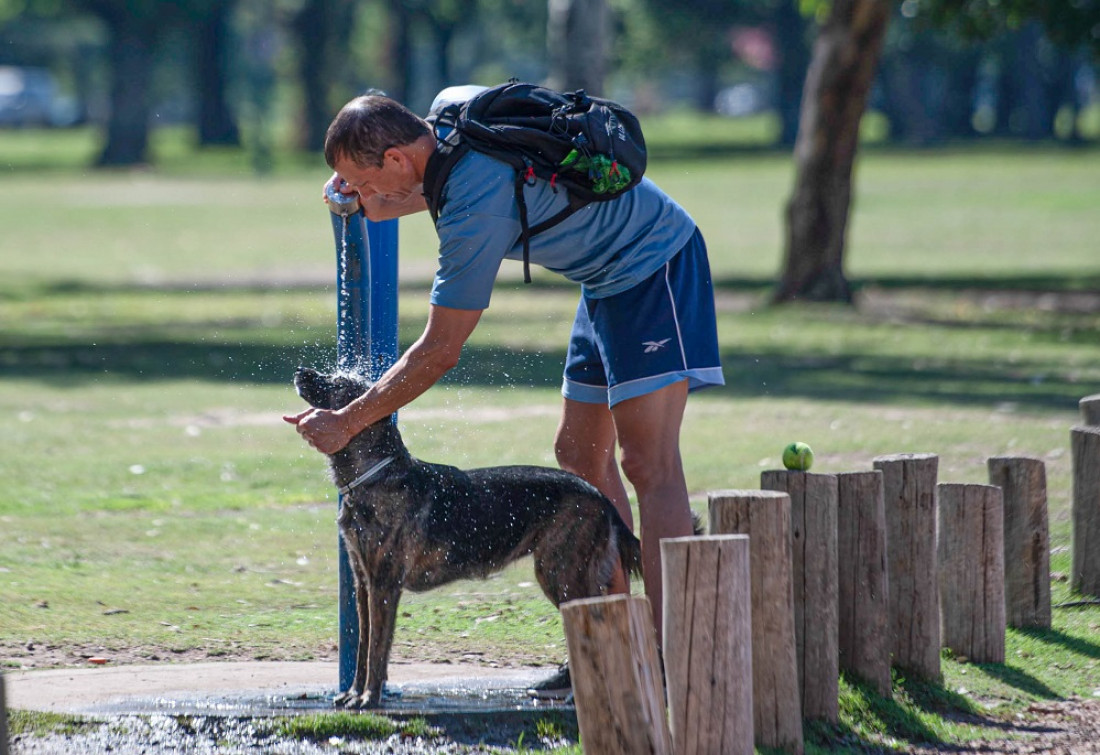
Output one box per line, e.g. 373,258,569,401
562,227,725,407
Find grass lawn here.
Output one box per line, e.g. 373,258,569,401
1,128,1099,751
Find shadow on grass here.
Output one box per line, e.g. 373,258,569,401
803,668,1067,753
0,335,1089,413
972,661,1062,700
4,269,1097,301
0,332,1090,415
805,673,972,752
0,271,1093,413
1015,624,1100,661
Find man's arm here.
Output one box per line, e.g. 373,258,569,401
361,192,428,221
284,305,483,453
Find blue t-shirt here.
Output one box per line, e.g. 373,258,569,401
428,140,697,311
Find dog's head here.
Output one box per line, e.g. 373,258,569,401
294,367,370,411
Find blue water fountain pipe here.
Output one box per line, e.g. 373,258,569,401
326,182,399,693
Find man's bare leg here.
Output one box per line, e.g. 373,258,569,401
610,380,694,647
555,398,632,594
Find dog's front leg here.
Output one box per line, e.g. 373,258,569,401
333,573,372,708
361,566,402,708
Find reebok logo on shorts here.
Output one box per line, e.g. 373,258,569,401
642,338,671,353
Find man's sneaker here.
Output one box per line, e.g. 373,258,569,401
526,663,571,700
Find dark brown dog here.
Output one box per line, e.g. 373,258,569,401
294,367,642,708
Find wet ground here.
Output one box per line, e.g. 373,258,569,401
5,661,578,753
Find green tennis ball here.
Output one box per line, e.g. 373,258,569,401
782,442,814,471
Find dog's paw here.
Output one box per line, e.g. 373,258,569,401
333,690,380,709
332,690,360,708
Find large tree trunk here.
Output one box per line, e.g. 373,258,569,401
196,1,241,147
389,2,412,105
774,0,811,148
293,0,332,151
774,0,890,304
292,0,356,151
546,0,607,95
98,12,157,166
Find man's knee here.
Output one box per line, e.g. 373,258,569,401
618,445,680,493
553,435,583,474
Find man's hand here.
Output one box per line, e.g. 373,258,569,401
322,172,355,202
283,407,355,455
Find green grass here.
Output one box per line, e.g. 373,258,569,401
268,711,436,741
2,127,1100,751
6,709,98,738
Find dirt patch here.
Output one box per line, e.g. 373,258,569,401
1,639,541,673
907,698,1100,754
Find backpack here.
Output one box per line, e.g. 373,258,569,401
422,80,647,283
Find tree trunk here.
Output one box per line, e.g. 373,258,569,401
389,1,412,105
98,13,157,166
773,0,890,304
292,0,355,151
546,0,607,95
196,1,241,147
774,0,811,148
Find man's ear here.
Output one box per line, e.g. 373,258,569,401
382,146,411,172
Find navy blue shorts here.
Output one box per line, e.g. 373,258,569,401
562,227,724,407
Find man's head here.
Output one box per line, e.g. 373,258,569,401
324,94,430,170
324,94,432,206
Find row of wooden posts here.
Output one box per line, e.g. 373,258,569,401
560,394,1100,755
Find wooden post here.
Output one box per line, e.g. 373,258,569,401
988,456,1051,629
1,671,8,755
560,595,671,755
1080,394,1100,427
1072,426,1100,597
872,453,941,682
836,471,892,697
709,489,803,755
662,535,754,755
760,470,839,722
938,483,1006,664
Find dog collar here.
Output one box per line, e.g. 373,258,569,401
338,456,395,496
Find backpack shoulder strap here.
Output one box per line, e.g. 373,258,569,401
422,102,470,222
422,140,468,223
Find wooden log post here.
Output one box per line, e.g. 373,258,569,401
1072,426,1100,597
872,453,941,682
1,671,7,755
938,483,1006,664
988,456,1051,629
1080,394,1100,427
760,470,839,722
709,490,804,755
836,470,892,697
560,595,672,755
662,535,754,755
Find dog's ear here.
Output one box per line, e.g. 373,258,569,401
294,367,334,409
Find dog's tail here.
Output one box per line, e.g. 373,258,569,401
611,516,644,580
614,510,703,579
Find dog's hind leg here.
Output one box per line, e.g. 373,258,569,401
532,512,614,606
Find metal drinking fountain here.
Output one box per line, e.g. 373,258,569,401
326,179,400,693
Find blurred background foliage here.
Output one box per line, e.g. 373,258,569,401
2,0,1098,302
1,0,1097,167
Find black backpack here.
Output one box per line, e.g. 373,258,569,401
422,81,647,283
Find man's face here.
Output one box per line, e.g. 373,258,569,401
333,150,416,204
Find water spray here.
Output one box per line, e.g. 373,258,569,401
326,179,400,692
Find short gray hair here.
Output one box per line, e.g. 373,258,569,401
324,94,430,169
